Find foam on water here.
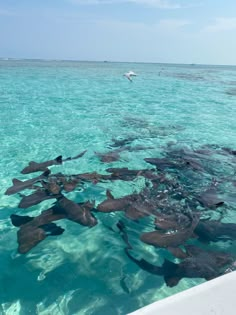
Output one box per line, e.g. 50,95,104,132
0,60,235,314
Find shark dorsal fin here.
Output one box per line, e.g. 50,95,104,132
106,189,114,199
55,156,63,164
10,214,34,227
162,259,178,273
29,161,37,165
164,275,181,287
42,169,51,177
41,180,48,188
12,178,23,185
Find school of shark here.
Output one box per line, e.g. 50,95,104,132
4,137,236,288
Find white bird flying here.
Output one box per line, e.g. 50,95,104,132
123,71,137,82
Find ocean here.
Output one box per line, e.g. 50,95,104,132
0,60,235,315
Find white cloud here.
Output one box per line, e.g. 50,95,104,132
69,0,182,9
90,17,191,34
126,0,181,9
205,17,236,32
158,18,191,29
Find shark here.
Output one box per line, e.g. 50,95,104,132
5,169,50,195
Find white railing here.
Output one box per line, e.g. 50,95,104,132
128,271,236,315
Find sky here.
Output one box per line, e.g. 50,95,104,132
0,0,236,65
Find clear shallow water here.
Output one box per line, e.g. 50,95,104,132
0,60,236,314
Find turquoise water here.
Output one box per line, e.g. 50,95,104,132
0,60,236,314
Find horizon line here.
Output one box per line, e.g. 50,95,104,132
0,57,236,67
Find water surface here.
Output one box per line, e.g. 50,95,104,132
0,60,236,315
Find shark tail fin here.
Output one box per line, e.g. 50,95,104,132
125,248,163,275
73,150,87,159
